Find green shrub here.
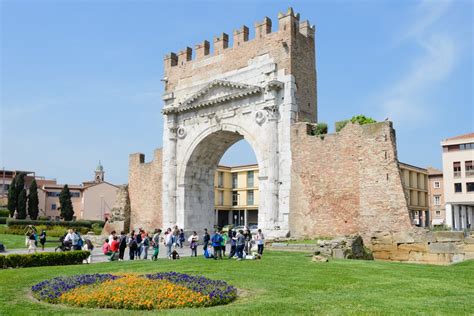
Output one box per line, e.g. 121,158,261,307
88,220,105,227
0,209,9,217
0,217,7,225
350,115,377,125
307,122,328,136
6,219,92,228
0,225,89,238
0,251,90,269
335,120,349,132
38,216,49,221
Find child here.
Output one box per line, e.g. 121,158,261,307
171,249,180,260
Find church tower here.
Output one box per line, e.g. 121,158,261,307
94,161,104,183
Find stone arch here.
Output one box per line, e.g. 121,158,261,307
177,123,265,231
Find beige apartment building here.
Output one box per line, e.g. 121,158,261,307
5,163,120,221
399,162,429,227
427,167,445,226
214,164,259,228
441,133,474,230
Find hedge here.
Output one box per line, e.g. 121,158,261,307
0,217,7,224
0,209,9,217
0,250,90,269
6,219,92,228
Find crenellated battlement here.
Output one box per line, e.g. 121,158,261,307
163,7,315,70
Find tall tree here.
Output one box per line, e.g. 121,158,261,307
28,180,39,220
15,173,25,199
17,188,27,219
59,184,74,221
7,176,17,217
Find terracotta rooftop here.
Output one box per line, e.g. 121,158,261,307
427,167,443,176
444,132,474,142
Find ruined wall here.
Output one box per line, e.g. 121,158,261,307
163,8,317,123
128,149,163,231
370,230,474,265
290,121,412,238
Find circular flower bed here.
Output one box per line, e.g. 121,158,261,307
32,272,237,310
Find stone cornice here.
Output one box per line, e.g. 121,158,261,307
162,80,263,114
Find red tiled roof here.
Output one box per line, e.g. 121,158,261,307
444,132,474,142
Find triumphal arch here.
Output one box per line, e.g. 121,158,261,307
129,8,412,239
160,9,315,238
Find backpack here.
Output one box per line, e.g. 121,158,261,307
77,237,84,247
143,237,149,247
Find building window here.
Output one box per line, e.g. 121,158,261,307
70,192,80,198
218,172,223,188
454,183,462,193
47,191,60,197
51,204,57,210
436,210,441,215
433,181,440,189
467,182,474,192
453,162,461,178
232,174,238,189
466,161,474,177
232,191,238,206
434,195,440,206
247,190,254,205
218,191,224,205
247,171,254,187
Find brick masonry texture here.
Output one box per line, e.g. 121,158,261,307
289,121,412,238
129,149,163,231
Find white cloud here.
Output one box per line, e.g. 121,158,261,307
378,0,458,126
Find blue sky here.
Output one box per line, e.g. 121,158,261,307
1,0,472,185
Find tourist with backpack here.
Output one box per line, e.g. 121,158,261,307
76,231,84,251
178,229,185,248
118,231,127,261
211,230,223,260
135,229,143,259
151,229,162,261
235,230,246,261
39,230,47,251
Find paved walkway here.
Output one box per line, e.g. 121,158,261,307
3,245,199,263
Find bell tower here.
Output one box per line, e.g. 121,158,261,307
94,161,104,183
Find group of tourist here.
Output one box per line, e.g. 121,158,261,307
25,225,47,253
101,225,265,262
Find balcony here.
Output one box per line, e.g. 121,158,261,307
466,170,474,178
453,171,461,178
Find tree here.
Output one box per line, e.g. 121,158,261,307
59,184,74,221
7,177,17,217
17,188,27,219
28,180,39,220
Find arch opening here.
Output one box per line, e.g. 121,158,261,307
182,130,260,232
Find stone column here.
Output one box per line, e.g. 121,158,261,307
453,205,460,230
461,205,467,230
165,117,178,227
445,203,453,228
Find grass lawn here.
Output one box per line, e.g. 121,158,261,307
0,252,473,315
0,233,27,250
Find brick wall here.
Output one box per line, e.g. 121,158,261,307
128,149,163,232
289,121,412,238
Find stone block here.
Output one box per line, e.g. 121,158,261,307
390,250,410,261
428,243,460,254
371,232,393,245
434,231,464,242
371,243,397,252
461,244,474,252
408,251,424,262
421,253,452,265
373,251,391,260
332,248,345,259
452,254,465,263
464,252,474,260
412,231,436,243
464,237,474,244
398,243,428,252
392,231,415,244
312,255,329,262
